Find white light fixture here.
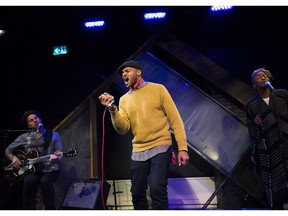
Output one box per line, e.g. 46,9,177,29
84,20,105,28
0,30,6,37
211,5,233,11
144,12,166,20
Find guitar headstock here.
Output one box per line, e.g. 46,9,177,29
63,147,78,158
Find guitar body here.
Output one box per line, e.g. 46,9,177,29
3,147,78,184
4,149,38,183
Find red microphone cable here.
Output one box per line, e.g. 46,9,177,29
100,107,107,210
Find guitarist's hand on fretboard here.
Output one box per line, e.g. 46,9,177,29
52,150,63,161
49,154,58,161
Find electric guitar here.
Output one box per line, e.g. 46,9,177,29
3,147,78,183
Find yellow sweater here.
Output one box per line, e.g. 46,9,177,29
110,82,188,153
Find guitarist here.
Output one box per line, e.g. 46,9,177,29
5,110,63,210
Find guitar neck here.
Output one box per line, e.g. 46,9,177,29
28,152,63,165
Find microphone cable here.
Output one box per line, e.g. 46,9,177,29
99,92,115,210
100,107,108,210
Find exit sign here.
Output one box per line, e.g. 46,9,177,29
53,45,68,56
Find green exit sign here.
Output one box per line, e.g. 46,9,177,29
53,45,68,56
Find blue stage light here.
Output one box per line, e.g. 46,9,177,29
144,12,166,20
211,6,233,12
84,20,105,28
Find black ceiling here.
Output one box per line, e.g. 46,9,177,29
0,6,288,130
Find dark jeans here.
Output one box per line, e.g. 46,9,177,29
23,170,60,210
272,187,288,210
130,148,170,210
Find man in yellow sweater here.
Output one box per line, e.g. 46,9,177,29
99,60,189,210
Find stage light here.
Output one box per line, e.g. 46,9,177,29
84,20,105,28
144,12,166,20
211,5,233,12
0,29,5,37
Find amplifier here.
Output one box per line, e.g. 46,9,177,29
62,179,110,210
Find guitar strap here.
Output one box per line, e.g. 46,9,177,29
44,129,53,150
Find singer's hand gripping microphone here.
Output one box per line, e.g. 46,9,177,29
104,92,115,109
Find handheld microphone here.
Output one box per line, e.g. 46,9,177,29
36,123,43,133
104,92,115,108
265,81,274,90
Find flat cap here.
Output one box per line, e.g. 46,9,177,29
21,110,40,126
117,60,142,75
